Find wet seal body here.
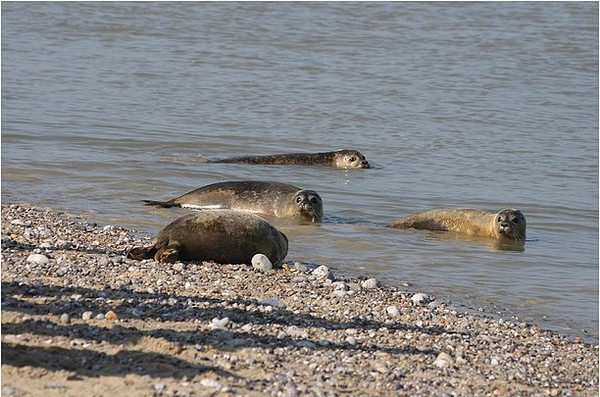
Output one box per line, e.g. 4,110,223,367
389,208,526,241
211,149,370,169
127,210,289,265
144,181,324,223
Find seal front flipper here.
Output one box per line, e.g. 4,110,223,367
155,243,182,263
127,245,158,260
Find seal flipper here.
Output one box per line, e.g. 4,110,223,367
127,245,158,260
143,200,180,208
155,244,182,263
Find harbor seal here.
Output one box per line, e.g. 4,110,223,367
144,181,324,223
211,149,370,169
388,208,526,241
127,210,289,265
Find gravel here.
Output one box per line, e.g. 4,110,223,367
1,204,598,396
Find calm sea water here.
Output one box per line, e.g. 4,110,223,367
2,2,598,342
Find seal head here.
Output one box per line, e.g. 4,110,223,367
331,149,370,169
494,208,526,241
292,189,323,223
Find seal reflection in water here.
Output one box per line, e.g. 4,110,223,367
389,208,526,242
211,149,370,169
127,210,289,265
144,181,323,223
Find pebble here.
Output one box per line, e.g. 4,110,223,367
81,311,93,320
259,298,286,308
361,277,379,289
210,317,230,330
433,352,453,368
200,379,222,389
386,305,401,316
26,254,49,266
410,292,430,304
104,310,118,320
252,254,273,271
293,261,309,272
10,219,30,226
312,265,333,280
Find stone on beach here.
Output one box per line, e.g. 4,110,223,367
252,253,273,271
26,254,49,266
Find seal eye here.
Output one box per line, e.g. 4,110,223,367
512,218,519,223
348,156,356,163
497,216,503,223
295,196,303,204
310,197,319,204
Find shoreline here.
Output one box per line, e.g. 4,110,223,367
2,204,598,396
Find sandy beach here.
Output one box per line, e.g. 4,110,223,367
1,204,598,396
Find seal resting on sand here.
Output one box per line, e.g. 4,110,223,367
127,210,289,265
388,208,526,241
211,149,370,169
143,181,324,223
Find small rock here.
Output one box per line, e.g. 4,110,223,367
411,292,430,304
386,305,401,316
11,219,30,226
95,313,105,320
312,265,333,280
26,254,49,266
200,379,222,389
172,262,185,272
252,254,273,271
59,313,70,324
81,311,93,320
490,356,500,366
259,298,286,308
293,261,309,272
433,352,453,368
39,242,52,249
345,336,357,345
210,317,230,330
105,310,118,320
361,278,379,289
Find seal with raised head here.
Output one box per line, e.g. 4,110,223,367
388,208,526,241
144,181,324,223
127,210,289,264
211,149,370,169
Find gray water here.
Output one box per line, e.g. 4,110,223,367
2,2,598,342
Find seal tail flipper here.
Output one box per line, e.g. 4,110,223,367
127,246,157,260
143,200,179,208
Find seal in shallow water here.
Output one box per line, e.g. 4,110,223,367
388,208,526,241
211,149,370,169
127,210,289,264
144,181,324,223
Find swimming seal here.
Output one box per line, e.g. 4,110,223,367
144,181,324,223
127,210,289,265
211,149,370,169
388,208,526,241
